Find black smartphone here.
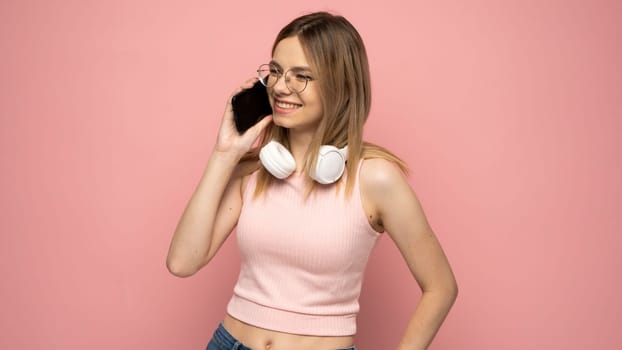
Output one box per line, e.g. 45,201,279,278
231,80,272,134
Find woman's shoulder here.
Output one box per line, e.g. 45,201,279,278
357,154,410,232
359,141,409,186
359,157,407,193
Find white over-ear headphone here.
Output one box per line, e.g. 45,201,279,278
259,140,348,184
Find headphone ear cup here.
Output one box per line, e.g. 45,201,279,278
311,145,347,184
259,141,296,179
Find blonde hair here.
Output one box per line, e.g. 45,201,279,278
241,12,407,197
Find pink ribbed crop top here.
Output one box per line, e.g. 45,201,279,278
226,161,381,336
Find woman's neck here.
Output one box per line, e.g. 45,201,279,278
287,128,315,174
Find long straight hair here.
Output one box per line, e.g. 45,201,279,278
241,12,407,197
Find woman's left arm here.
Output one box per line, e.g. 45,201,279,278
360,159,459,350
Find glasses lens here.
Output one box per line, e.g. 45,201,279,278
257,64,309,93
257,64,273,87
286,71,308,93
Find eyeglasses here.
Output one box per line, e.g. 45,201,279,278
257,63,314,93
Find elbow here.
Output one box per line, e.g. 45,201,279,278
449,282,459,303
424,278,459,304
446,278,459,306
444,275,459,300
166,257,198,278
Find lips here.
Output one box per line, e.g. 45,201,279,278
273,98,302,114
274,98,302,109
275,101,301,109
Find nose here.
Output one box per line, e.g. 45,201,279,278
272,72,292,95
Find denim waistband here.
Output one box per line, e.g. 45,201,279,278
212,323,253,350
211,323,356,350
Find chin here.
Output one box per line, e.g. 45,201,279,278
271,114,292,128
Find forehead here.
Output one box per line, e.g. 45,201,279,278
272,36,311,69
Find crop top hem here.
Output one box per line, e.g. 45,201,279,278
226,295,357,336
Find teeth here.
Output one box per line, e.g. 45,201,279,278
275,101,301,109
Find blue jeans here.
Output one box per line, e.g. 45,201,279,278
205,323,356,350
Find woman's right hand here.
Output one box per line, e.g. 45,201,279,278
214,77,273,156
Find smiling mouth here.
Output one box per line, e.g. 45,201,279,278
274,100,302,110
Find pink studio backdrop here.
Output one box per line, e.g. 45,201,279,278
1,0,620,349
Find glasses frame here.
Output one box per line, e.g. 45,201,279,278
257,63,313,94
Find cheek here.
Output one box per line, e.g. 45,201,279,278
304,101,323,122
303,93,323,116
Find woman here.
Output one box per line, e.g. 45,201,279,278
167,12,458,350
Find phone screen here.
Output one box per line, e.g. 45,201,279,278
231,80,272,133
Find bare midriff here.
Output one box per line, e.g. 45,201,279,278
222,314,355,350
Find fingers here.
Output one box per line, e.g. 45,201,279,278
228,77,259,99
242,77,259,88
225,77,260,113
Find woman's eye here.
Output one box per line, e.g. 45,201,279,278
296,74,312,81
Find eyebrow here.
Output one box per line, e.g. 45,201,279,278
269,60,312,72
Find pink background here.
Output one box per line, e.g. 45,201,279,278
1,0,620,349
